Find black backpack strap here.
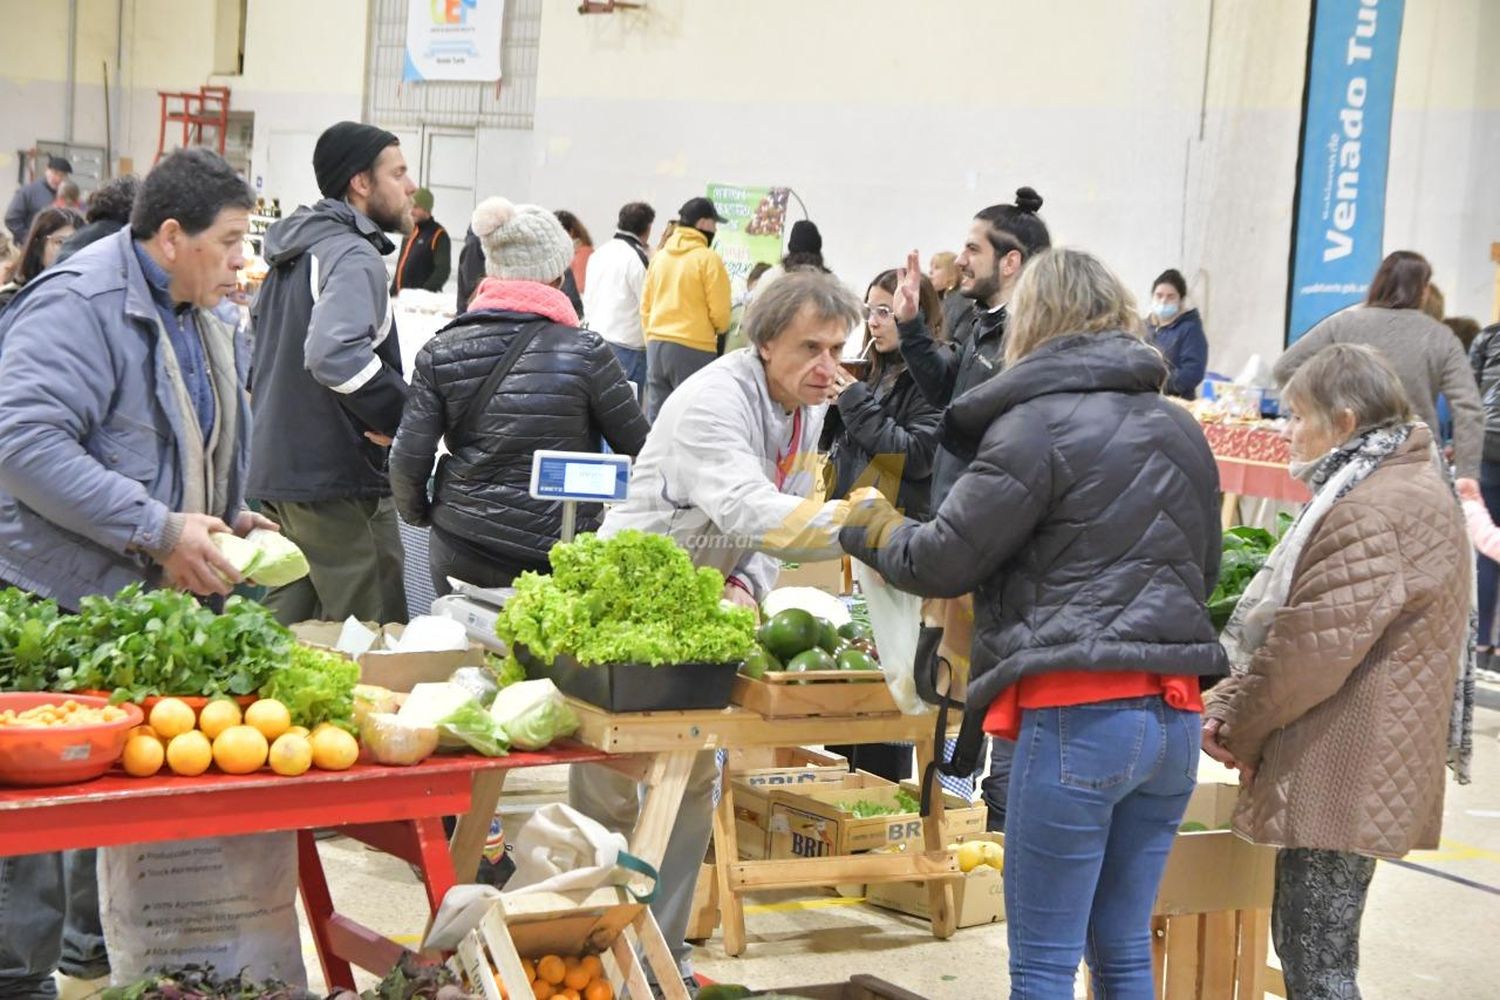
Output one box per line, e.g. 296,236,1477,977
452,322,543,443
615,232,650,270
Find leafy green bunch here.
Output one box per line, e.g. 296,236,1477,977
60,584,293,702
496,531,755,666
1207,514,1294,632
259,643,361,731
0,588,71,692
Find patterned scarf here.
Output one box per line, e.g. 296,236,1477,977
1220,423,1475,783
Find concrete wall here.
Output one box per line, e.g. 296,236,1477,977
0,0,366,215
519,0,1499,377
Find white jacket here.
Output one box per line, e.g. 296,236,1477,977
582,233,649,350
599,349,847,598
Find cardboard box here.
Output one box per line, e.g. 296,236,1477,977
291,620,488,692
775,558,849,594
730,765,871,861
725,746,850,785
1154,781,1275,914
766,776,985,859
863,833,1005,929
748,977,929,1000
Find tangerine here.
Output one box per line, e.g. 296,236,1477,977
197,699,242,739
583,981,612,1000
530,980,553,999
310,726,359,771
269,732,313,776
121,733,164,777
212,724,269,774
244,698,292,741
165,730,212,776
536,955,566,986
148,698,196,740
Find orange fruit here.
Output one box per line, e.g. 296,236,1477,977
197,698,242,739
268,732,313,776
127,724,159,742
557,991,581,1000
244,698,291,741
212,724,269,774
521,959,536,982
121,733,164,777
583,981,612,1000
148,697,196,739
579,956,604,981
310,726,359,771
165,730,212,776
530,980,553,1000
536,955,566,986
562,965,591,992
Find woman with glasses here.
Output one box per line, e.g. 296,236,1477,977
0,206,83,314
821,267,945,522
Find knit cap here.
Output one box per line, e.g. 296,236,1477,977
471,197,574,283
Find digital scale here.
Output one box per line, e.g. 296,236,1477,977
430,450,633,648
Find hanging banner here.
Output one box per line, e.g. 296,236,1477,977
1285,0,1405,344
705,183,790,291
404,0,505,83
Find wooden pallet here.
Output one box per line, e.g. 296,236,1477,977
731,670,900,718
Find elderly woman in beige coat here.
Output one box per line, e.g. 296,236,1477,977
1203,343,1469,1000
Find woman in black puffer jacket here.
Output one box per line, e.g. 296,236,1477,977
842,249,1226,999
391,197,648,594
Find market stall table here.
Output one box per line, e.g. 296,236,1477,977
0,744,609,991
559,698,963,957
1201,421,1309,527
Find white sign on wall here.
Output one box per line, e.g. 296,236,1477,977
403,0,505,83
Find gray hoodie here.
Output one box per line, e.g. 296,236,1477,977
247,199,407,502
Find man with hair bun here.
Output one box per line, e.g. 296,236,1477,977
248,120,417,625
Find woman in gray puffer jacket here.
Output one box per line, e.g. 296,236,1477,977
390,198,648,594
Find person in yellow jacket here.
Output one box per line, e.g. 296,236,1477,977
641,196,733,419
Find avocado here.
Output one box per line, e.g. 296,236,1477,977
739,646,780,680
835,647,879,672
816,618,842,653
760,608,821,661
837,621,874,643
786,647,837,678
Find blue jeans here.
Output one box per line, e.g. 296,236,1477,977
1005,697,1199,1000
607,343,648,397
1477,462,1500,646
982,737,1014,831
0,850,109,998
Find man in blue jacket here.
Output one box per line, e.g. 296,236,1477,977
248,121,415,625
5,155,71,243
0,148,269,998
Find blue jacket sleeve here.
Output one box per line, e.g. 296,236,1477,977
1167,315,1208,398
0,291,171,554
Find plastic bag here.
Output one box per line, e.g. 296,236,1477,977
100,833,304,986
488,679,579,750
852,562,931,715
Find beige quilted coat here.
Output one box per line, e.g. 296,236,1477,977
1204,429,1467,859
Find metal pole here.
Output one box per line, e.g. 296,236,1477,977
560,502,578,545
64,0,78,144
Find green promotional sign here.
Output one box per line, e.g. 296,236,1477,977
706,183,790,290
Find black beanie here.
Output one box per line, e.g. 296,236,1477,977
314,121,400,199
788,219,822,255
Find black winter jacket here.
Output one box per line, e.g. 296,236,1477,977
898,306,1007,507
1469,323,1500,466
820,362,943,521
389,309,649,568
843,333,1227,726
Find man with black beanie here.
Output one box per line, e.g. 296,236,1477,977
247,120,416,625
5,155,71,242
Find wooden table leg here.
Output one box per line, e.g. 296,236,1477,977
1237,908,1271,1000
712,772,748,956
913,738,956,940
450,768,507,883
296,828,356,991
1221,491,1241,531
630,750,697,869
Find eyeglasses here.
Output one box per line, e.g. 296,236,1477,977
44,233,71,246
863,305,895,322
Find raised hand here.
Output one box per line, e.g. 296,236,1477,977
893,249,922,324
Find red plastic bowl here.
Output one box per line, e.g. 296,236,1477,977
0,693,144,786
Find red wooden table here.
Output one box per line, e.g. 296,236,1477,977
1201,422,1309,527
0,744,609,990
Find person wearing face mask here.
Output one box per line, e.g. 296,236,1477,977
0,147,265,1000
640,196,733,420
1145,268,1208,399
1204,343,1470,1000
247,121,417,626
569,272,876,997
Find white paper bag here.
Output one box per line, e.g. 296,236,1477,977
100,833,304,986
853,562,932,716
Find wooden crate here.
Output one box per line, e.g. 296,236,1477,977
732,769,887,860
724,745,849,776
451,887,690,1000
1085,909,1276,1000
732,670,900,718
766,776,985,858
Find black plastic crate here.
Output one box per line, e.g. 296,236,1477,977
523,649,739,712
